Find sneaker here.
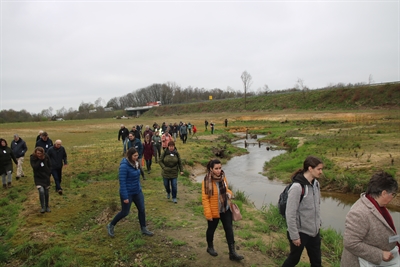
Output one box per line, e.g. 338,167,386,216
172,198,177,204
167,193,170,199
141,227,154,236
40,208,46,213
46,207,51,212
107,224,115,237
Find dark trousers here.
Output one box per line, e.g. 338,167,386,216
153,144,161,162
282,231,321,267
51,168,63,191
206,209,234,245
182,134,187,143
163,178,177,198
110,191,146,228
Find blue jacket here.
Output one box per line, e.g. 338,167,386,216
119,158,142,200
127,138,143,158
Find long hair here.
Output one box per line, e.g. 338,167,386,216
206,159,221,173
291,156,323,180
0,138,8,147
126,147,138,164
32,146,45,157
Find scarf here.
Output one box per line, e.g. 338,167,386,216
204,170,228,212
366,194,400,252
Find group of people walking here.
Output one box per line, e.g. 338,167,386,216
0,131,68,214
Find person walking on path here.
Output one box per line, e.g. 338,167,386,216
159,141,183,204
0,138,18,189
118,124,130,155
11,134,27,180
127,133,146,180
282,156,323,267
151,131,162,163
205,120,209,131
179,123,188,144
142,134,154,174
47,140,68,195
107,148,154,238
202,159,244,261
161,128,172,151
30,147,52,213
35,132,53,153
192,125,197,139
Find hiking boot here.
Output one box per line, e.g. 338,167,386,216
58,190,63,195
141,227,154,236
228,243,244,261
172,198,177,204
40,207,46,213
207,242,218,256
46,207,51,212
107,224,115,237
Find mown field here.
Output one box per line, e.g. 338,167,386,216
0,104,399,266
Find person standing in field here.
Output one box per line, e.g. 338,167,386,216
11,134,28,180
210,122,215,134
202,159,244,261
192,125,197,138
107,148,154,238
47,140,68,195
205,120,209,131
187,122,192,136
142,134,154,174
0,138,18,189
35,132,53,153
224,118,228,127
282,156,323,267
30,147,52,213
159,141,183,204
118,124,130,155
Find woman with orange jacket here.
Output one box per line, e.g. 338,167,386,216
201,159,244,261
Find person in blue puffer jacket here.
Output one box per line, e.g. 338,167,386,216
107,147,153,237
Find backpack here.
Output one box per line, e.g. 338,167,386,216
278,182,305,218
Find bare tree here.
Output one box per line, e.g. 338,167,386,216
368,74,374,84
241,71,253,109
295,78,309,99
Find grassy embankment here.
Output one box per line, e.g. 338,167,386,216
0,83,399,266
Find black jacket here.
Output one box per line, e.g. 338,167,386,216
30,154,51,187
11,138,28,158
47,146,68,169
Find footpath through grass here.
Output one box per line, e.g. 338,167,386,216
0,110,398,266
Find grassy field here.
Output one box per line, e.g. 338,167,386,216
0,108,399,266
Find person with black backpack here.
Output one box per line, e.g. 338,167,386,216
282,156,324,267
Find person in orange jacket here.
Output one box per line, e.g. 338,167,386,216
201,159,244,261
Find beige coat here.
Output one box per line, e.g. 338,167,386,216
340,193,397,267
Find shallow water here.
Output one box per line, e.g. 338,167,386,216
196,136,400,233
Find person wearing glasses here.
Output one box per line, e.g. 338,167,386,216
341,171,399,267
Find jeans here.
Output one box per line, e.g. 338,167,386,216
145,159,152,171
206,209,234,245
163,178,177,198
181,134,187,143
51,168,63,191
282,231,322,267
122,138,128,153
1,171,12,184
110,191,146,228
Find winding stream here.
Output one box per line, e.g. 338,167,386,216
196,135,400,233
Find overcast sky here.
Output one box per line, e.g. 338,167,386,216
1,0,398,114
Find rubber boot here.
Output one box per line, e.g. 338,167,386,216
38,187,46,213
141,226,154,236
228,243,244,261
44,187,51,212
206,242,218,256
